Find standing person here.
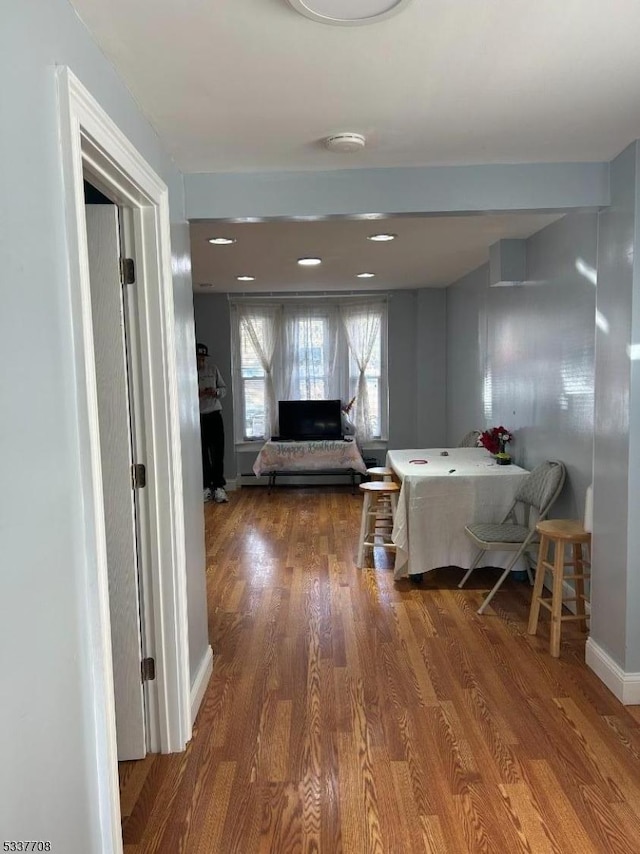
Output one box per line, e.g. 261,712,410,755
196,342,228,503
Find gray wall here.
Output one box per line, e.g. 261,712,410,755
1,1,207,850
592,143,640,670
415,288,447,447
172,226,210,679
445,265,488,445
446,212,598,520
388,291,418,448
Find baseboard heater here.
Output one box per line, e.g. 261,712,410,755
241,469,362,493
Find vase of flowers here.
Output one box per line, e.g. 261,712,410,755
479,426,513,464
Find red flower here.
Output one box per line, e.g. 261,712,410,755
479,426,513,455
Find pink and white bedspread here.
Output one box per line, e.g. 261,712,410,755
253,439,366,476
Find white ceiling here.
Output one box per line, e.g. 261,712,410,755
69,0,635,292
190,213,562,292
70,0,640,173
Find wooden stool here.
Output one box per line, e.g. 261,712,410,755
366,466,394,481
527,519,591,657
357,481,400,568
365,467,396,531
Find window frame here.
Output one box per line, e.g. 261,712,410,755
231,298,388,444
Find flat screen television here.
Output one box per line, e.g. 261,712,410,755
277,399,343,441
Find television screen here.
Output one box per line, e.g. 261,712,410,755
278,399,343,440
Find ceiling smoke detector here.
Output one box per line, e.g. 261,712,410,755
287,0,412,26
325,132,366,153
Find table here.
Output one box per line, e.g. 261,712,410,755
253,439,367,490
386,447,529,579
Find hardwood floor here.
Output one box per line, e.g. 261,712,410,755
120,486,640,853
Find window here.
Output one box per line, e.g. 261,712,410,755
239,318,266,439
295,316,327,399
232,299,387,443
288,312,335,401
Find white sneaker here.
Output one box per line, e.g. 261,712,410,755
213,487,229,503
203,488,212,502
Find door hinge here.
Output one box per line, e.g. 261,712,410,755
141,657,156,682
120,257,135,285
131,463,146,489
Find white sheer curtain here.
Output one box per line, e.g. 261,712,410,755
237,303,282,438
280,304,340,402
340,301,383,442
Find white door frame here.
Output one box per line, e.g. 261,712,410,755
57,67,191,850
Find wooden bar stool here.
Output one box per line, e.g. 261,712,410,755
365,467,396,532
366,466,394,481
527,519,591,657
357,481,400,568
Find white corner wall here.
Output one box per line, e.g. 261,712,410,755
591,142,640,678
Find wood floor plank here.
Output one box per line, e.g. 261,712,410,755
118,487,640,852
419,815,450,854
603,714,640,761
579,784,640,854
191,761,236,854
497,781,561,854
127,745,192,850
336,728,367,854
522,759,599,854
454,781,528,854
389,760,434,854
258,782,303,854
554,696,640,811
389,602,440,706
119,755,157,820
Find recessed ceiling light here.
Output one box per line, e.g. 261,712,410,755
357,272,375,278
297,257,322,266
367,233,397,242
287,0,412,26
237,275,255,281
208,237,236,245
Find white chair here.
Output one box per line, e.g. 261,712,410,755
457,430,481,448
458,460,566,614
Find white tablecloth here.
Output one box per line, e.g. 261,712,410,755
386,448,529,579
253,439,366,476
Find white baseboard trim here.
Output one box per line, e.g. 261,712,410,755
225,478,239,491
585,638,640,705
190,644,213,724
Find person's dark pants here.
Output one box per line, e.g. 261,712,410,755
200,410,226,490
